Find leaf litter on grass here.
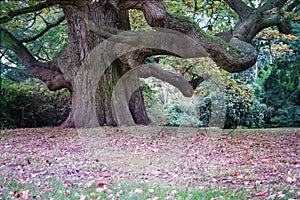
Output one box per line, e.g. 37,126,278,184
0,127,299,199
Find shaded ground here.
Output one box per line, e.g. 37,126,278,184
0,127,299,199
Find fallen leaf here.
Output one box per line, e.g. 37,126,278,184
230,172,239,178
65,190,71,196
105,188,113,194
64,181,77,187
285,176,293,183
256,190,268,197
166,195,174,200
134,188,143,194
45,186,55,191
84,181,94,188
21,190,30,200
1,157,11,164
266,194,276,200
277,193,285,198
90,193,97,197
14,191,21,198
98,181,106,187
116,189,123,197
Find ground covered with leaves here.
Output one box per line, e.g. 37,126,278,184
0,127,299,199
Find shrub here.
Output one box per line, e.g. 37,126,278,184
164,101,203,127
242,99,267,128
269,104,300,127
0,77,70,129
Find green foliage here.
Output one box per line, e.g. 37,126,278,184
0,77,70,129
140,80,158,108
129,9,152,30
255,22,300,128
2,1,67,63
164,0,238,33
222,73,266,128
225,98,267,128
142,59,267,128
1,64,33,82
0,1,68,129
195,71,267,129
164,101,202,127
243,99,267,128
196,97,211,127
270,104,300,127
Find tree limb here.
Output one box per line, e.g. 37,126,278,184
0,27,70,90
136,63,194,97
224,0,253,18
120,0,292,72
120,0,257,72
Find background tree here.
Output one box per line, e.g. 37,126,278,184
255,22,300,127
0,0,297,128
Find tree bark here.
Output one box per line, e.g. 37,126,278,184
59,1,150,127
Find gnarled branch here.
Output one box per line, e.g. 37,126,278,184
120,0,292,72
0,27,70,90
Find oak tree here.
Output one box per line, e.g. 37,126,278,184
0,0,296,127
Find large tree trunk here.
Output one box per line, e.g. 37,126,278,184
60,1,150,128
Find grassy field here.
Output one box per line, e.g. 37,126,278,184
0,127,299,199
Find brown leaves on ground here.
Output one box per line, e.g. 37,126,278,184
0,127,299,198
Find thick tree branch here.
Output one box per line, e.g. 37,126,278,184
120,0,292,72
20,16,65,42
215,31,233,43
137,63,195,97
224,0,253,19
189,74,210,90
1,27,37,66
120,0,257,72
0,27,70,90
259,0,287,11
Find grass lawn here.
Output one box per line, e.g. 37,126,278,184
0,126,299,199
